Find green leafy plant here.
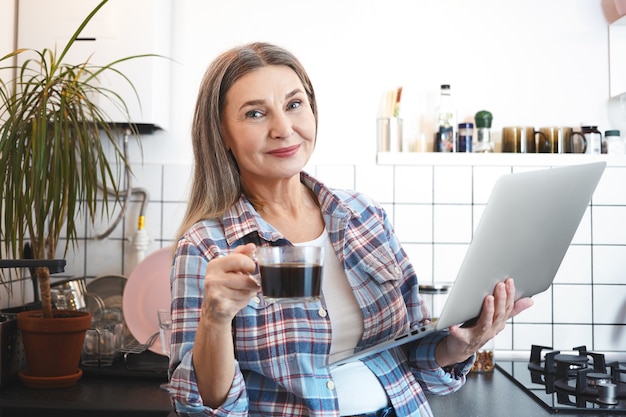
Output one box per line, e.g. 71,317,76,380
0,0,147,318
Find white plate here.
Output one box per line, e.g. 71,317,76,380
122,247,173,355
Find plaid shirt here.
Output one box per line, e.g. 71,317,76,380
169,172,473,417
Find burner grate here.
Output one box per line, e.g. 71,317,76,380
497,345,626,413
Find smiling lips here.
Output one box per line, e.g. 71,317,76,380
268,144,300,158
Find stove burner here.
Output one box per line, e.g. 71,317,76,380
587,373,613,387
554,354,588,368
526,344,626,412
598,383,619,406
554,353,588,379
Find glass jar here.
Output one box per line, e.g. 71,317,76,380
470,338,495,373
457,122,473,153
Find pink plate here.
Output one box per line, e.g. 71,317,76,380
122,247,173,355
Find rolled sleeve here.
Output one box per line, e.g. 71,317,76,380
170,352,249,416
409,330,474,395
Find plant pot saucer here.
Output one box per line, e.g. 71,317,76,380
18,368,82,389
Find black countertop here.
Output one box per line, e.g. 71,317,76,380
0,361,616,417
427,363,615,417
0,373,174,417
0,351,175,417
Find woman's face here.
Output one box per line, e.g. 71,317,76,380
221,65,316,185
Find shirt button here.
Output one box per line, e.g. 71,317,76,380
253,296,261,304
326,381,335,390
318,308,327,318
394,266,400,275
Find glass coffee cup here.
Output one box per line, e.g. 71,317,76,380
82,328,117,367
255,246,324,303
501,127,546,153
157,308,172,357
538,127,587,153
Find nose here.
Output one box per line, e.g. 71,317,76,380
269,112,294,139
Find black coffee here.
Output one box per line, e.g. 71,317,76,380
260,263,322,299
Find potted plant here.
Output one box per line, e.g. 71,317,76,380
0,0,145,388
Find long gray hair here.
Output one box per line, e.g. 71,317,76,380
175,42,318,242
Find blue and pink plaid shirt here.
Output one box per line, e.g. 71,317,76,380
168,172,473,416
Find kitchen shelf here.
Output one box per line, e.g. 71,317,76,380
376,152,626,167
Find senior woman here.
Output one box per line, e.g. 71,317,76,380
167,42,533,417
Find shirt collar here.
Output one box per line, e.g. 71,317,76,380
220,171,359,246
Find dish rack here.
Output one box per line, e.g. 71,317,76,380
80,331,167,379
121,331,159,358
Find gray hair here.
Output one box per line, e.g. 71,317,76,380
175,42,318,242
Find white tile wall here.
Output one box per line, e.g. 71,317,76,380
553,285,593,324
594,246,626,284
394,166,432,204
393,205,432,243
3,154,625,357
354,165,394,203
433,166,473,204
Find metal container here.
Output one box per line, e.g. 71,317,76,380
0,313,25,387
50,276,89,310
419,283,451,320
377,117,403,152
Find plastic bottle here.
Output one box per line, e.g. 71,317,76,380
605,130,625,154
433,84,456,152
473,110,494,153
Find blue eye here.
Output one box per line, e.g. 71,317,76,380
287,100,302,110
245,110,263,119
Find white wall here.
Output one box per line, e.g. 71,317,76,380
157,0,615,166
1,0,621,165
0,0,15,50
0,0,16,79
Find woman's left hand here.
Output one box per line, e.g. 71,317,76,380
435,278,534,367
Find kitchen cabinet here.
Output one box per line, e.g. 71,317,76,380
16,0,172,131
610,15,626,98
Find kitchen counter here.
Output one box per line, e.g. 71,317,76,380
427,364,613,417
0,362,614,416
0,371,175,417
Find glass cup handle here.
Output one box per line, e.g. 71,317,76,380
535,131,549,153
571,132,587,153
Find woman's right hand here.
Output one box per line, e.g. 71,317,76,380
201,243,259,325
194,243,259,407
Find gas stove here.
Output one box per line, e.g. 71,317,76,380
496,345,626,414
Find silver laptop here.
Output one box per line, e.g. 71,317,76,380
328,161,606,368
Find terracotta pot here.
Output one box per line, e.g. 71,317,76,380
17,309,91,388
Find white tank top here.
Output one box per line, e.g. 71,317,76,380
295,232,389,415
